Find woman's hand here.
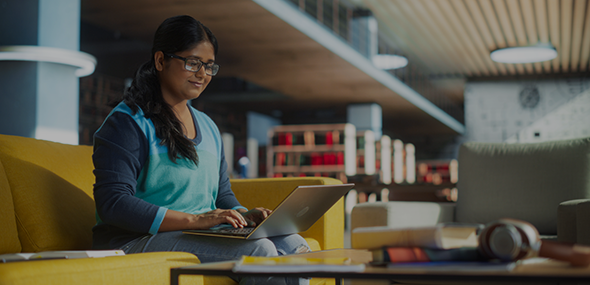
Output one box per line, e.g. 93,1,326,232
239,207,273,227
159,208,266,232
194,209,249,229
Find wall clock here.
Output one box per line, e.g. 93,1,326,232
519,85,540,109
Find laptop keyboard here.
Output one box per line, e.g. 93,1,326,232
217,227,254,235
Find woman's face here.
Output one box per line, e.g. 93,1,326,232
156,41,215,106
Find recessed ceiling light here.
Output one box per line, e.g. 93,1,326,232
490,43,557,64
372,54,408,70
0,45,96,77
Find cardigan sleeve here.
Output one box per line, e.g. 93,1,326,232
93,111,167,234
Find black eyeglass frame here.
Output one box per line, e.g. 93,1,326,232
165,53,220,76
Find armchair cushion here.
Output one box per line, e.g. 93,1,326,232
0,159,21,254
0,135,95,252
456,137,590,235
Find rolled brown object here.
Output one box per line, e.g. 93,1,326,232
539,240,590,267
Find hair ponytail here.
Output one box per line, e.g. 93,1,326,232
124,55,199,166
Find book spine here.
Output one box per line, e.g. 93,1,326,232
372,247,483,263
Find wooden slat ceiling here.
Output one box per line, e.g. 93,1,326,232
366,0,590,77
81,0,458,137
80,0,589,138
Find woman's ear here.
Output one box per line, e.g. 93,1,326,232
154,51,165,72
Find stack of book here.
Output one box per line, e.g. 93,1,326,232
351,223,517,271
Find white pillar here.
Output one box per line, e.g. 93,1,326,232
0,0,88,145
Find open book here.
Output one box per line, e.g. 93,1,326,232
0,250,124,263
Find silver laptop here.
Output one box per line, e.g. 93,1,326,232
183,183,354,239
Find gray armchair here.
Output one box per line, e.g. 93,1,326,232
351,137,590,245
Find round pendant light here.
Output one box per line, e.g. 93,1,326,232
490,43,557,64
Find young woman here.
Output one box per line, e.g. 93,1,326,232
92,15,309,285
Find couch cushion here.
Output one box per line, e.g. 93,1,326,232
0,135,95,252
0,158,22,254
456,137,590,235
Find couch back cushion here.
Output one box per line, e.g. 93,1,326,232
0,134,95,252
456,137,590,235
0,158,22,254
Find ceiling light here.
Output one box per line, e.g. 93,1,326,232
372,54,408,70
0,45,96,77
490,43,557,64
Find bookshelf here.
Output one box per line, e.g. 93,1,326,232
266,123,357,182
79,74,125,145
416,159,458,186
267,124,459,202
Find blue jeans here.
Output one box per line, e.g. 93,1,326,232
121,231,311,285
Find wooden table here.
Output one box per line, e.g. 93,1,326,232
170,249,590,285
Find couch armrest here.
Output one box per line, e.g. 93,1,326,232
0,251,200,285
558,199,590,245
230,177,344,250
350,201,456,231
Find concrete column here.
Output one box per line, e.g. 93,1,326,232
0,0,83,144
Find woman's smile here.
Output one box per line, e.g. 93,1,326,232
189,80,204,89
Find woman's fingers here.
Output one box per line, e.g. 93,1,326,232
242,207,273,224
199,209,248,228
261,208,272,218
224,209,248,228
254,207,272,219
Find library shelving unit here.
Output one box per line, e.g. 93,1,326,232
79,74,124,145
387,159,458,202
266,123,356,182
416,159,458,186
345,137,460,203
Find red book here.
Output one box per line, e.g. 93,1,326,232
285,133,293,146
275,153,286,166
323,152,336,165
311,153,322,165
336,152,344,165
325,131,333,146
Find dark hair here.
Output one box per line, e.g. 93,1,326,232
123,15,218,165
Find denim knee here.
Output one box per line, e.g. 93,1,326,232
248,238,280,257
269,234,310,256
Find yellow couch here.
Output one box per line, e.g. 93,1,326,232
0,134,344,285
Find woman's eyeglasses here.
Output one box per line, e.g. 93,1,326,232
165,53,220,76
